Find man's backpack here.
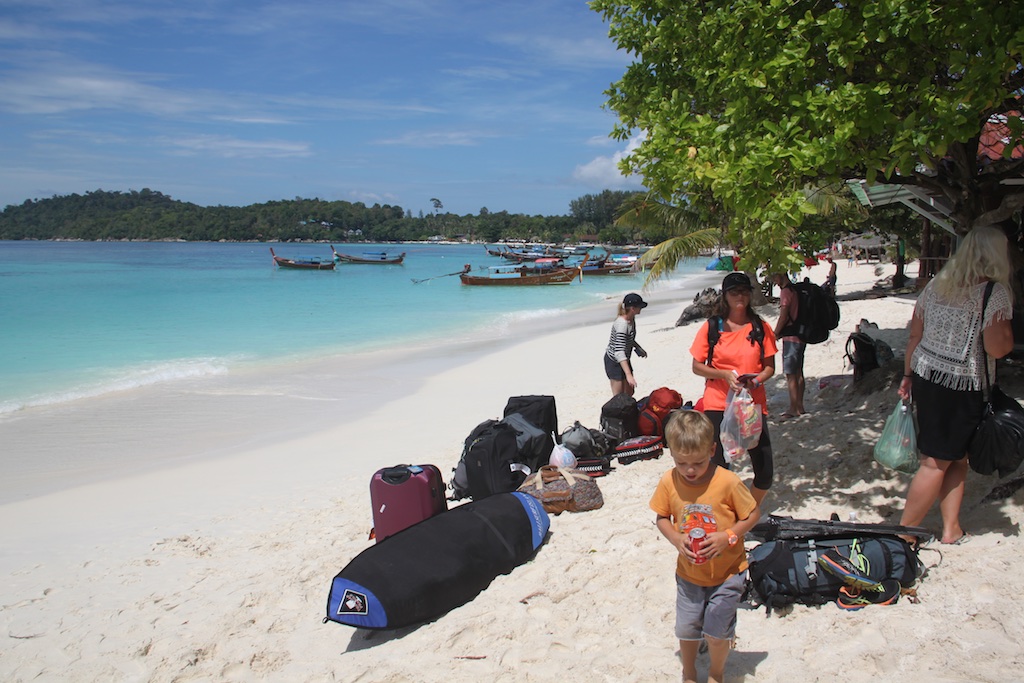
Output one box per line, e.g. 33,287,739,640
706,315,765,366
746,535,920,612
778,279,840,344
638,387,684,437
844,332,881,380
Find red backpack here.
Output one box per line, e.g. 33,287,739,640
638,387,684,437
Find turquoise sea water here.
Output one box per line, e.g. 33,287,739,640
0,241,709,414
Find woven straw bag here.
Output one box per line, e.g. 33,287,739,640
517,465,604,515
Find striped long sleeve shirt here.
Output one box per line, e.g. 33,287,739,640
605,317,638,363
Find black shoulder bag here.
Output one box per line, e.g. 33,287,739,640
968,282,1024,477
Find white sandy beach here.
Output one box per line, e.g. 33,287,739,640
2,260,1023,683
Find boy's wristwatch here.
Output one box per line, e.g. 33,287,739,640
726,529,739,546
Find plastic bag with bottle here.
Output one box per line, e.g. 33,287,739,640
720,388,762,463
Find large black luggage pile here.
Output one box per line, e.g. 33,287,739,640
450,395,559,501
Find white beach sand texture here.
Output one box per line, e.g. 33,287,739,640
2,260,1024,683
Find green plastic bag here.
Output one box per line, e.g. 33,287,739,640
874,401,918,474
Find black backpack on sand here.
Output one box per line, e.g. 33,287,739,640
501,412,553,473
450,420,530,501
600,393,639,443
845,332,880,380
503,395,558,439
746,535,920,612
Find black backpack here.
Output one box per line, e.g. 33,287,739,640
600,393,639,443
706,315,765,365
450,420,529,501
746,535,920,612
778,279,840,344
501,412,553,472
845,332,881,380
503,395,558,438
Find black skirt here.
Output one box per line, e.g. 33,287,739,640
912,373,984,461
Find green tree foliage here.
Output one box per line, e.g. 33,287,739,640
591,0,1024,269
569,190,637,229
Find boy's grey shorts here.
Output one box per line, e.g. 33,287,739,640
675,572,746,641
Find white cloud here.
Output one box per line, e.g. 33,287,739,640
375,130,490,147
347,189,401,206
166,135,311,158
586,134,617,147
572,135,645,189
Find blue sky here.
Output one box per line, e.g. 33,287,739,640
0,0,644,217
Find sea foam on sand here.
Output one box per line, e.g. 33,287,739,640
1,261,1022,682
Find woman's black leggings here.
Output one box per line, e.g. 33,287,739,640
703,410,773,490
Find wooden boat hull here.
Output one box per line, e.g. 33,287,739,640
460,264,583,286
270,248,335,270
332,246,405,264
583,264,635,275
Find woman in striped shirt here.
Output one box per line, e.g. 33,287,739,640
604,292,648,396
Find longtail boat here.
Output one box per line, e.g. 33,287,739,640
270,247,335,270
331,246,405,264
582,260,635,275
460,256,587,286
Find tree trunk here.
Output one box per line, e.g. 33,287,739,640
749,270,770,306
893,239,907,288
920,217,932,279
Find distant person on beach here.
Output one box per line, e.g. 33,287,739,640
651,410,760,683
772,271,807,419
898,226,1014,545
825,257,837,296
690,272,777,506
604,292,648,396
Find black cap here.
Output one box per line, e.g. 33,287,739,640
623,293,648,309
722,272,752,292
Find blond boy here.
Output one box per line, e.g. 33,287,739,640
650,410,761,683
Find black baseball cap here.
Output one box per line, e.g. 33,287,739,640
722,272,752,292
623,293,648,309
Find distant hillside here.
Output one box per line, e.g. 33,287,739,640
0,189,639,244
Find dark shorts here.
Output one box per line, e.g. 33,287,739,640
782,340,806,375
675,572,746,641
912,373,984,460
604,354,631,381
704,409,773,490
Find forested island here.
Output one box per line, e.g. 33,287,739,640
0,189,643,244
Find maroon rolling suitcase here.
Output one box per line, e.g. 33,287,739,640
370,464,448,542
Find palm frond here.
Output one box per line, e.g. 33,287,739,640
637,229,721,284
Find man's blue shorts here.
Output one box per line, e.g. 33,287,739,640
782,340,806,375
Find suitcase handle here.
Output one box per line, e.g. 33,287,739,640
381,465,422,484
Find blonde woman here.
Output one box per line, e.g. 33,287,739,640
604,292,648,396
898,226,1015,545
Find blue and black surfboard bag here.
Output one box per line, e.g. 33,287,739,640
325,491,550,630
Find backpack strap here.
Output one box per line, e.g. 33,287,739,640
749,316,765,364
707,315,765,365
705,316,723,366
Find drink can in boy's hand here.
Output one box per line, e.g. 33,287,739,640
688,527,707,564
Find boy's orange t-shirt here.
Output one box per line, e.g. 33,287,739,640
689,319,777,414
649,466,758,586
